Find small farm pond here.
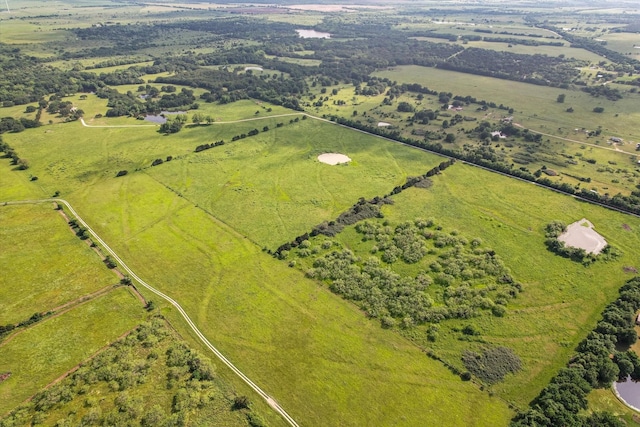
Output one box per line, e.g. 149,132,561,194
296,29,331,39
614,377,640,411
144,111,187,124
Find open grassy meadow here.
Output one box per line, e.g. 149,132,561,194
0,287,145,415
4,1,640,424
375,163,640,406
147,118,444,247
0,203,118,326
49,171,511,426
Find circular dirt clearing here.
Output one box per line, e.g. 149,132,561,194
318,153,351,165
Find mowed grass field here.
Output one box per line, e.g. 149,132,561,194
2,112,514,425
0,203,117,326
0,287,145,415
147,118,444,247
58,172,513,426
4,115,443,248
374,65,640,142
376,163,640,406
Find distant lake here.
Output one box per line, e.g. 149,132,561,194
296,29,331,39
614,376,640,411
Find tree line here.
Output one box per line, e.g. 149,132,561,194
329,116,640,217
512,276,640,427
273,158,455,258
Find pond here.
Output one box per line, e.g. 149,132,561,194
296,29,331,39
614,376,640,412
144,111,187,124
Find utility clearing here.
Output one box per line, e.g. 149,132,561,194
557,218,608,254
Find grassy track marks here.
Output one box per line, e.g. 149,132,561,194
66,172,512,426
380,163,640,406
0,204,118,325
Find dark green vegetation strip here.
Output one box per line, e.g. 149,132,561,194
329,116,640,217
512,277,640,427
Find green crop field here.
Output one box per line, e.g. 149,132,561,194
0,287,145,415
0,203,118,326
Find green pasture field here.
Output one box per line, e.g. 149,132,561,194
1,111,514,425
0,287,145,415
0,156,43,201
587,388,639,424
4,115,441,247
599,32,640,60
373,65,640,142
310,80,640,196
463,41,604,62
146,117,444,248
60,172,511,427
45,60,154,73
0,203,117,326
264,54,322,66
369,163,640,406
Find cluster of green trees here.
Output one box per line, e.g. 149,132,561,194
159,115,187,134
302,218,519,327
0,139,29,170
512,276,640,427
438,48,582,87
582,85,623,101
1,318,265,427
195,140,225,153
157,68,306,111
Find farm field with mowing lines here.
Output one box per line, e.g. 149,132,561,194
0,203,117,326
377,163,640,406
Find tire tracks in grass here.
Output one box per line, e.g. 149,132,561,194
0,199,300,427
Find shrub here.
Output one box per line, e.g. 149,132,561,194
462,346,522,384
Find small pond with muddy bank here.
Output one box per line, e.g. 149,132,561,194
614,376,640,412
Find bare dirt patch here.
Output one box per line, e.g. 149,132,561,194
557,218,607,255
318,153,351,165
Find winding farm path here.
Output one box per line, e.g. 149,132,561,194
79,113,304,128
0,199,300,427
